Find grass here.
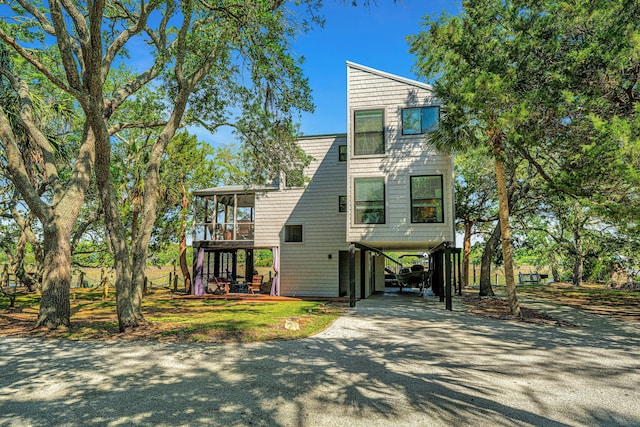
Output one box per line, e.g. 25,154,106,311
0,287,344,343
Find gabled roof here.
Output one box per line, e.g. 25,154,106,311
346,61,433,91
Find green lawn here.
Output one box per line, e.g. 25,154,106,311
0,288,344,343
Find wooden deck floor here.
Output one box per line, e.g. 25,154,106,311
173,293,354,303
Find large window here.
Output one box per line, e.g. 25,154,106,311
354,109,384,155
411,175,444,223
402,106,439,135
354,178,385,224
284,224,303,242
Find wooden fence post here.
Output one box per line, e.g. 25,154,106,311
173,261,178,292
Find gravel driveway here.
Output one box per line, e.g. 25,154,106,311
1,294,639,426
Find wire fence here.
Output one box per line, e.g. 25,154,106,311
1,264,188,292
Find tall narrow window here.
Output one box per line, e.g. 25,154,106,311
411,175,444,223
354,178,385,224
338,145,347,161
338,195,347,213
284,224,303,242
354,109,384,155
402,106,439,135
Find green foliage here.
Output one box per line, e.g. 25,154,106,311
411,0,639,286
254,249,274,267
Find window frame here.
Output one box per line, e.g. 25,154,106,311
354,177,385,225
410,175,444,224
402,106,440,135
354,109,385,156
284,224,304,243
338,145,347,162
338,195,347,213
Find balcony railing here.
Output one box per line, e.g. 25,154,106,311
193,222,255,242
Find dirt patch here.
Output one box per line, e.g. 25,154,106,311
461,282,640,326
460,294,575,326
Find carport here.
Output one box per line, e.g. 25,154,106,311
348,241,462,310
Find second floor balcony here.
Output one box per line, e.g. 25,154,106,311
192,187,257,243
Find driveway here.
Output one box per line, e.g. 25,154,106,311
1,294,639,426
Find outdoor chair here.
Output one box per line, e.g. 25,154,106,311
249,275,263,294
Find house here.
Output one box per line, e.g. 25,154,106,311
191,62,458,303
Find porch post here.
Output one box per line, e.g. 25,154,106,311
457,248,463,296
445,243,452,311
360,247,366,299
349,243,356,307
194,247,205,295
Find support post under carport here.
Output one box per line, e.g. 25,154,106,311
445,243,452,311
349,243,356,307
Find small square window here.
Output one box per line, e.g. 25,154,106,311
338,195,347,213
402,106,439,135
338,145,347,162
284,224,303,242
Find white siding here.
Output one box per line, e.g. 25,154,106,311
346,62,455,249
254,135,348,297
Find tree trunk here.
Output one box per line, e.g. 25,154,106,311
572,234,584,286
179,183,192,294
92,116,142,331
493,138,521,316
479,222,500,297
13,227,38,292
461,221,472,288
36,226,71,329
551,260,560,282
125,92,190,328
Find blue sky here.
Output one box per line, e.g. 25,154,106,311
201,0,461,147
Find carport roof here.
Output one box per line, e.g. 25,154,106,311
193,184,279,196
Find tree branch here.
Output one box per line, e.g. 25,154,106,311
0,29,80,98
102,1,153,83
48,0,83,92
0,107,50,220
108,120,168,136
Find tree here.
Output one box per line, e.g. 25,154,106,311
454,147,497,289
0,38,92,328
160,133,245,293
410,0,639,314
1,1,320,330
410,2,526,315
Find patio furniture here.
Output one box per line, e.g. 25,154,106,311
207,277,230,294
248,275,263,294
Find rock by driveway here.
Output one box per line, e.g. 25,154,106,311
1,294,639,426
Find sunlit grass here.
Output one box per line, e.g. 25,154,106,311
0,287,344,343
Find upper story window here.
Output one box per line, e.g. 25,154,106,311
354,178,385,224
411,175,444,223
284,224,303,242
402,106,439,135
338,145,347,161
354,109,384,155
